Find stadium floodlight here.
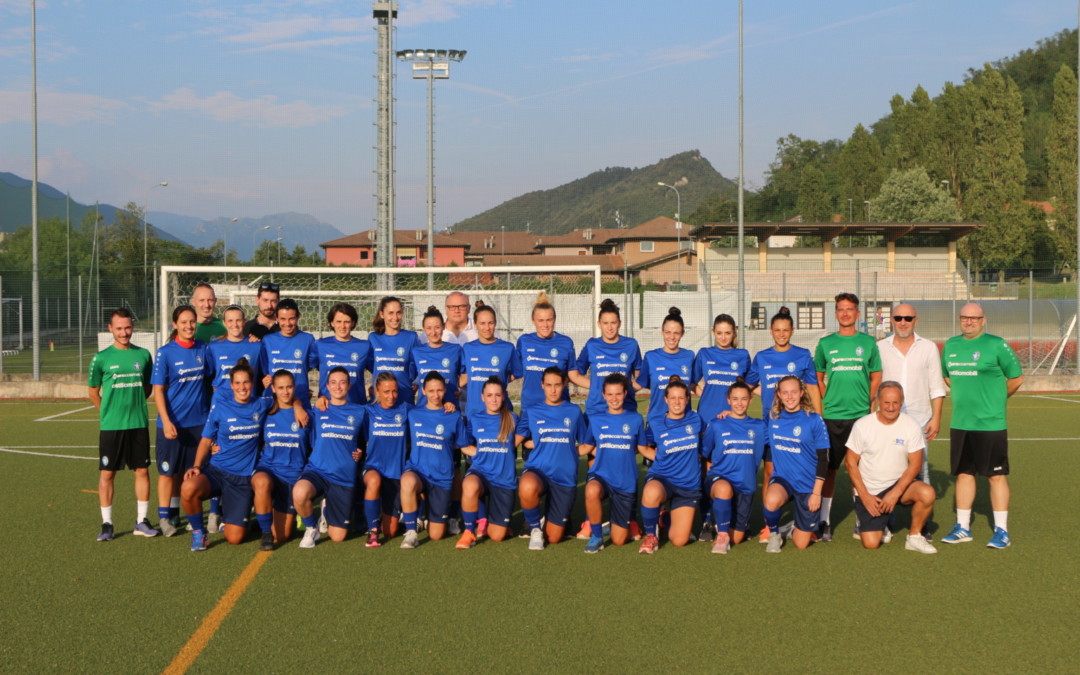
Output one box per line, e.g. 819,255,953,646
396,47,466,290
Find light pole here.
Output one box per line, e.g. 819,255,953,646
848,198,853,223
658,182,683,285
864,200,872,246
396,48,466,290
142,181,167,320
223,217,238,267
275,237,284,265
253,225,270,263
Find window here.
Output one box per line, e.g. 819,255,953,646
750,303,767,330
360,250,369,260
680,240,693,250
797,302,824,330
639,241,654,253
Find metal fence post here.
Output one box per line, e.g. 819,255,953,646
1029,269,1034,370
78,274,83,372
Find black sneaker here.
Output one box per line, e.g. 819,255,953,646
259,532,275,551
97,522,114,542
698,521,715,542
818,522,833,542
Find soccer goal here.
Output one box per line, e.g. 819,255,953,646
159,264,605,346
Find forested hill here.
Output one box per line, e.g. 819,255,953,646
450,150,737,235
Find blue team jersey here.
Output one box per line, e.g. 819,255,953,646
465,412,519,490
405,406,469,488
201,396,273,477
151,340,213,428
636,347,695,419
516,401,586,488
461,339,520,417
361,400,412,480
767,409,828,494
693,346,751,421
259,331,318,404
645,410,704,490
259,406,311,484
207,338,262,403
514,332,577,409
315,336,372,405
412,342,463,406
702,416,767,495
307,402,366,487
574,335,643,415
369,331,420,402
583,410,647,495
746,345,818,416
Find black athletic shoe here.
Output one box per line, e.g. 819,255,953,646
698,521,715,542
818,522,833,542
259,532,275,551
97,522,114,542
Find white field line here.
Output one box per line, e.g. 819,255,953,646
1027,394,1080,404
35,405,94,421
0,447,96,460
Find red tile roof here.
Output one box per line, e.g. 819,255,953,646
321,229,470,248
444,230,546,256
477,254,626,272
606,216,685,241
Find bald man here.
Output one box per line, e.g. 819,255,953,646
442,291,478,345
940,302,1023,549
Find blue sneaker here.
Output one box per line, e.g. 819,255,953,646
986,527,1011,549
584,535,604,554
941,523,973,544
97,522,114,542
190,530,208,552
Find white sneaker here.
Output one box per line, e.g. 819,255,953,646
447,518,461,535
206,512,221,534
766,531,783,553
318,504,328,534
528,527,545,551
400,530,419,549
905,534,937,554
778,521,795,540
299,528,320,549
882,527,894,544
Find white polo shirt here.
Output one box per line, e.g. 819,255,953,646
847,411,926,494
442,321,478,346
877,333,946,428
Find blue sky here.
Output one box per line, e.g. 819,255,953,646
0,0,1074,233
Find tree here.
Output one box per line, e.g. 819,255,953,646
869,167,962,223
886,86,935,171
929,82,975,211
836,124,885,210
1047,63,1078,263
797,166,831,222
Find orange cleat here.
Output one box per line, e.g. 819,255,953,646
758,526,770,543
455,529,477,549
638,532,659,554
575,520,592,540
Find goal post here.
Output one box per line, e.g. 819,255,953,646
159,264,604,346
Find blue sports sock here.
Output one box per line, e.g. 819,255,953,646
168,507,180,519
301,514,318,530
402,509,419,533
590,522,603,539
523,506,543,530
642,505,660,536
210,497,221,515
713,498,732,533
364,499,382,531
158,507,170,521
187,512,205,533
764,507,781,531
478,500,488,520
463,510,478,533
450,500,461,519
255,512,273,534
702,508,713,525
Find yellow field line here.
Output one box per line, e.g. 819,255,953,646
163,550,272,674
81,489,98,494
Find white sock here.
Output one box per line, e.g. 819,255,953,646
137,500,149,522
993,511,1008,531
821,497,833,525
170,496,181,509
957,508,972,530
101,506,113,524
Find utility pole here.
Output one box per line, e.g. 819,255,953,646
374,1,398,290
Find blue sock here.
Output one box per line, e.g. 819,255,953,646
478,500,488,520
450,500,461,519
301,514,318,530
764,507,781,531
642,505,660,536
364,499,382,531
255,512,273,534
523,506,542,530
187,512,205,533
158,507,170,521
590,522,603,539
713,498,732,533
402,509,419,533
702,508,713,526
463,510,478,533
210,497,221,515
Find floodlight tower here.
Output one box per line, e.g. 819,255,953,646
396,48,467,290
374,1,398,290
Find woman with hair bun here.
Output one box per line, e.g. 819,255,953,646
636,307,695,420
369,296,419,403
569,298,643,416
411,306,463,407
514,291,577,410
461,302,520,418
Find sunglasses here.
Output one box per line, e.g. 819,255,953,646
892,315,916,322
258,282,280,293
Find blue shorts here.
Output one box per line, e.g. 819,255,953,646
409,471,452,525
156,425,202,476
707,475,755,532
203,464,253,527
586,475,635,529
254,466,296,515
522,468,576,528
299,470,354,530
768,475,819,532
464,470,515,526
363,468,401,517
644,474,701,511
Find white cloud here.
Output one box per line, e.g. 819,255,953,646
397,0,507,27
224,15,365,45
0,89,127,124
557,52,621,64
145,87,347,128
239,34,368,54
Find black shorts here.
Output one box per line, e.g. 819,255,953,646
853,482,900,533
824,418,858,470
950,429,1009,477
99,428,151,471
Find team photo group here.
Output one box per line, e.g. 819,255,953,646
88,280,1024,556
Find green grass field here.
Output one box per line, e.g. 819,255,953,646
1,394,1078,673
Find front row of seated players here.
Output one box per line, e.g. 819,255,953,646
178,359,937,554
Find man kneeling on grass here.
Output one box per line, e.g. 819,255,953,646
844,381,937,554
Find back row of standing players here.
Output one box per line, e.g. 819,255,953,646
91,282,1022,554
